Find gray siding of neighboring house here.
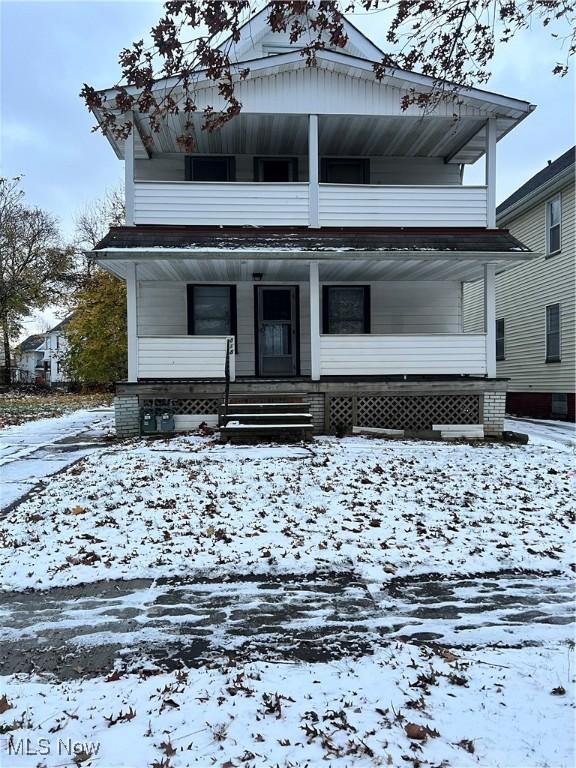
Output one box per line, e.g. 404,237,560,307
463,180,575,394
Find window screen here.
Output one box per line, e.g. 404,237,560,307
322,286,370,334
187,285,237,337
321,159,369,184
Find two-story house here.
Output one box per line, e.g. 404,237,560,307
464,147,575,422
90,6,536,439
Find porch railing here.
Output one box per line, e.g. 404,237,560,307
137,336,236,380
319,334,488,376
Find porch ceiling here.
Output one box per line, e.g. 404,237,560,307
126,112,505,162
98,254,525,283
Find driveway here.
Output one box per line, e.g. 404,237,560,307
0,408,114,513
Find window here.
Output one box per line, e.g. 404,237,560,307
547,196,561,255
254,157,298,182
496,318,505,361
187,285,237,339
321,158,370,184
185,156,235,182
545,303,561,362
262,44,301,56
551,393,568,417
322,286,370,334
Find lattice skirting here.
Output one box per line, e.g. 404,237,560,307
327,394,481,432
140,398,219,415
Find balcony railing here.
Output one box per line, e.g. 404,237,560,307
132,181,488,228
319,334,488,376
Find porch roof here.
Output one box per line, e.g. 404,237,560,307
95,225,530,255
93,226,534,283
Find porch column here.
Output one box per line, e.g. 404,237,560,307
126,262,138,382
125,111,135,226
308,114,319,228
483,262,497,378
485,118,497,228
309,261,321,380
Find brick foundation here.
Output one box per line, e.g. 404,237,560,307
482,392,506,436
307,393,325,432
114,395,140,438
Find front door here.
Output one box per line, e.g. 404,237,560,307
256,286,299,377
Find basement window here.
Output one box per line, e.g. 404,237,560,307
551,393,568,417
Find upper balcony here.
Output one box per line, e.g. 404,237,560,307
125,112,495,229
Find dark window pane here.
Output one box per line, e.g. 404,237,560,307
257,159,295,182
191,157,233,181
549,224,561,253
323,159,368,184
496,318,505,361
551,393,568,415
194,286,231,335
262,289,291,321
546,304,561,361
327,287,366,333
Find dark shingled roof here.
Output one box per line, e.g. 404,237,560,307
18,334,46,352
95,226,531,254
497,146,575,216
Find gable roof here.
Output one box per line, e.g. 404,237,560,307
17,334,46,353
497,146,575,221
219,3,384,62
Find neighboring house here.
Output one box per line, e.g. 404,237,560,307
464,148,575,422
13,334,47,384
40,317,71,385
90,5,537,438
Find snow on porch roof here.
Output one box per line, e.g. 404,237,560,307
94,225,532,256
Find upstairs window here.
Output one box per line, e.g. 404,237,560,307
254,157,298,182
496,318,505,361
545,303,561,362
185,156,235,182
546,196,561,255
187,285,237,338
322,286,370,334
321,158,370,184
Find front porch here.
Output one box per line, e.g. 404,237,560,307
94,227,533,438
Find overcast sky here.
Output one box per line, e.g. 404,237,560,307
1,0,574,336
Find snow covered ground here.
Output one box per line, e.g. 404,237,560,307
0,435,573,590
0,433,574,766
0,641,573,767
506,416,576,448
0,408,114,512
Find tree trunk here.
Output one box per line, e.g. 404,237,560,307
1,314,11,385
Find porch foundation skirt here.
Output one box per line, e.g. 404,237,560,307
114,379,507,438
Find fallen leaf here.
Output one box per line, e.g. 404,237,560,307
0,695,12,715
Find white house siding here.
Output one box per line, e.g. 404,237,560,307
463,181,575,394
134,154,460,186
137,280,461,377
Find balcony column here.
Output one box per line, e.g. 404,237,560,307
483,262,497,378
125,111,135,226
309,261,321,380
308,114,320,228
126,261,138,382
485,118,497,228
